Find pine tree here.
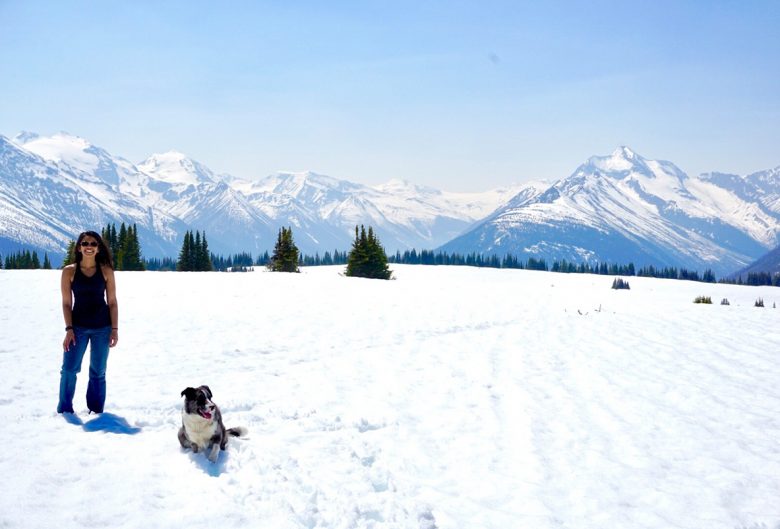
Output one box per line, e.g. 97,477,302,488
43,253,52,269
115,223,128,270
62,241,76,267
122,224,145,271
101,225,113,253
176,230,212,271
102,222,144,270
268,227,300,272
191,231,199,271
110,224,118,255
177,231,193,271
199,232,213,271
345,225,392,280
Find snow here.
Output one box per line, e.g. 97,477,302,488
138,151,215,186
1,265,779,529
14,132,96,172
478,148,780,273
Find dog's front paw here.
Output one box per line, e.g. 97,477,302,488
191,444,199,453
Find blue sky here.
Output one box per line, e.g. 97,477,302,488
1,1,778,190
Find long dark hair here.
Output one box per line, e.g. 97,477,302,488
73,231,114,269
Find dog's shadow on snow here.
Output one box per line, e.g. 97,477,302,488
184,448,230,477
82,413,142,435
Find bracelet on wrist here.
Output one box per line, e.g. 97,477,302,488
65,326,73,331
112,327,118,330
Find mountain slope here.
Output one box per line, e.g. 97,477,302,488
4,132,779,274
735,244,780,277
244,171,531,253
0,135,185,258
1,132,521,259
440,148,780,275
137,152,278,255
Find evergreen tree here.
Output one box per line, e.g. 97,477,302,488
194,231,202,271
255,250,271,267
62,241,76,267
101,225,115,255
268,226,300,272
175,230,212,271
177,231,193,271
345,225,392,280
122,224,145,271
115,223,128,270
199,231,213,271
31,251,41,269
109,224,118,255
102,222,144,270
43,252,52,269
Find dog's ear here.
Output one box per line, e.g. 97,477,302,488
200,385,212,399
181,387,197,399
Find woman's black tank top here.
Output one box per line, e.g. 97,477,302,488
72,265,111,328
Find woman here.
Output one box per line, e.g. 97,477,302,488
57,231,119,414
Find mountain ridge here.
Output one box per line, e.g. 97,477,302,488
0,132,526,261
2,132,779,275
439,148,780,276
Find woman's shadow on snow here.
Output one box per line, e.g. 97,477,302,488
82,413,142,435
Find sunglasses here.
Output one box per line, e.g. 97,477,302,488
80,241,99,247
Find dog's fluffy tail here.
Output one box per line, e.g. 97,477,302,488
227,426,248,438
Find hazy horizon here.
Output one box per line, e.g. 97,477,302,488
1,1,778,191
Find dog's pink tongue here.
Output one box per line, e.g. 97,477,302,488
199,410,212,419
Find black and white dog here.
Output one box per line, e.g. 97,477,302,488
178,385,247,462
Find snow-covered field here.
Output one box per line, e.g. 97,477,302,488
1,265,779,529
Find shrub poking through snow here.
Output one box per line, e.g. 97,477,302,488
754,298,764,308
720,298,730,306
694,296,712,304
611,278,630,290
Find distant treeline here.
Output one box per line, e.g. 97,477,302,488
2,250,53,269
384,249,780,286
724,271,780,287
143,249,352,271
143,246,780,287
4,237,779,288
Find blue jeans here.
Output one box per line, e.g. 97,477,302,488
57,326,111,414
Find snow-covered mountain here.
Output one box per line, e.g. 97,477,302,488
135,151,279,253
245,172,531,252
0,134,184,259
440,147,780,276
0,132,522,260
5,133,779,275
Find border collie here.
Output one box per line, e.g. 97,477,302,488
178,385,247,462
